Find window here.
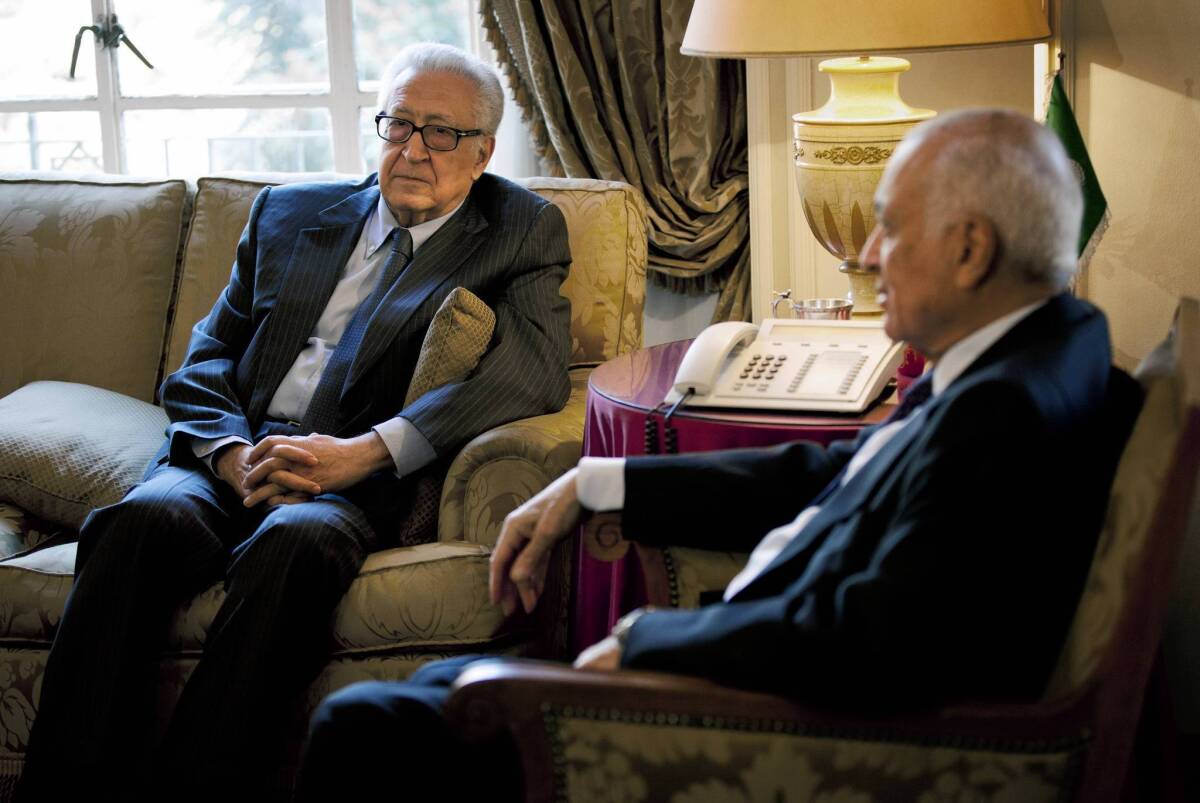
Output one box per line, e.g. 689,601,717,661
0,0,534,177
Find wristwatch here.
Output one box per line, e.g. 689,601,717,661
610,606,653,648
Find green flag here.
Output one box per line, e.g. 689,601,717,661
1045,73,1109,268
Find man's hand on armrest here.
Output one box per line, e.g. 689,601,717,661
490,467,585,616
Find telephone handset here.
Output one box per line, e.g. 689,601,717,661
667,318,905,413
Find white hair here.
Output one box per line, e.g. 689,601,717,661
915,109,1083,290
376,43,504,136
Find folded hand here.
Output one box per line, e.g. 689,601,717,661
239,431,392,508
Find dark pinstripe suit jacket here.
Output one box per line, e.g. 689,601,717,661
158,172,572,467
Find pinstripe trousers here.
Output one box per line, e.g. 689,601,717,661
17,442,412,802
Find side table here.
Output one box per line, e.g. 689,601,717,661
574,339,895,653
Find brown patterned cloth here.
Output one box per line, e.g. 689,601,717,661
480,0,750,321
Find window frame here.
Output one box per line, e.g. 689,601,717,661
0,0,491,175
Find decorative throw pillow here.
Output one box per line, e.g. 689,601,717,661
403,287,497,407
395,287,496,546
0,381,169,530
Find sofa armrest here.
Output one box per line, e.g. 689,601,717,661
438,371,589,548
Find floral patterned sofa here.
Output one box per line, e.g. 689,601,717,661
0,171,647,796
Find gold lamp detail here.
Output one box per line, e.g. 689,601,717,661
682,0,1051,315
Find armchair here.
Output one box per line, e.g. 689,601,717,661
446,298,1200,803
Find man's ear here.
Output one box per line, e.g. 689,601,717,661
951,215,999,290
472,135,496,180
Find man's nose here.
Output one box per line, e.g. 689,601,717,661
403,131,431,161
860,225,882,273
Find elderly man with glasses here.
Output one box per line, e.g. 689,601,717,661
16,42,572,803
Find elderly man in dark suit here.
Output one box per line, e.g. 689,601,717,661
293,108,1140,801
16,42,571,802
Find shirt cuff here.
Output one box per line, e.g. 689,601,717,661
576,456,626,512
373,417,437,479
192,435,252,474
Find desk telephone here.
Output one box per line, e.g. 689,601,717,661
665,319,905,413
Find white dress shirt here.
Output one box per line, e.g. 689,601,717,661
575,299,1047,599
193,194,462,478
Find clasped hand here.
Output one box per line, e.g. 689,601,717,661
216,432,390,508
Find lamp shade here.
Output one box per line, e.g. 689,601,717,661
681,0,1050,58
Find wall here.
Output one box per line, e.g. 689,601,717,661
1075,0,1200,369
644,282,719,346
1071,0,1200,744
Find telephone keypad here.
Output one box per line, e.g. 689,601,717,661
728,345,879,399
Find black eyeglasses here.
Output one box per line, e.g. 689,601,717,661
374,114,482,152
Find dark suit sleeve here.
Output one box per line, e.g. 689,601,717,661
158,186,270,463
621,382,1077,704
400,202,573,456
621,438,857,553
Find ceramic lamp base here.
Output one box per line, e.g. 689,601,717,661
791,56,935,321
839,261,883,316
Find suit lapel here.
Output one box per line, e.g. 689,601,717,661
344,196,489,393
730,295,1087,602
734,404,936,600
247,186,378,423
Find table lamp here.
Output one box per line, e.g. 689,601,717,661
682,0,1050,315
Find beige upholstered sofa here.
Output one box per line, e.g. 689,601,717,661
0,171,647,795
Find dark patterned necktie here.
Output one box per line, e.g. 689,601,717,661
807,372,935,508
885,373,934,424
300,227,414,435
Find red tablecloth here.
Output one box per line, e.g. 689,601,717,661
574,340,900,653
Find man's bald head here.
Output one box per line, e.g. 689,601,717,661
882,109,1083,290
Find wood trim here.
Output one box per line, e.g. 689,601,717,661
446,659,1097,803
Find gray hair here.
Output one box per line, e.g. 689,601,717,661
376,43,504,136
913,109,1082,289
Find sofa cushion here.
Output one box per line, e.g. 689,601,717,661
164,176,272,377
0,542,74,643
0,381,168,529
165,175,647,376
0,173,188,401
164,173,353,377
0,540,506,655
0,503,59,561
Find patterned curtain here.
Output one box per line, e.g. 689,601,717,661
480,0,750,321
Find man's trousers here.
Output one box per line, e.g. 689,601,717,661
16,454,411,802
295,655,523,802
